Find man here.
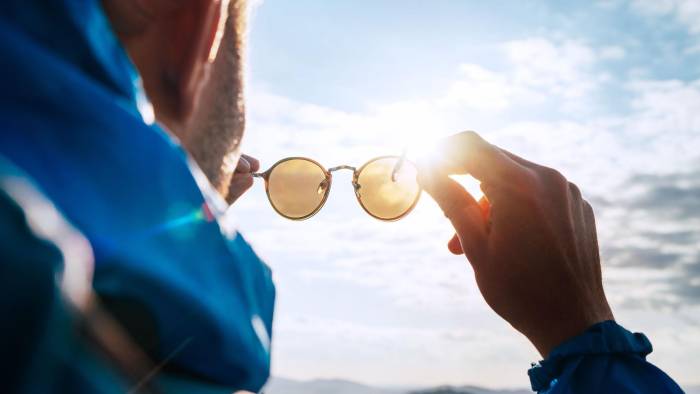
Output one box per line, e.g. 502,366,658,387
0,1,684,393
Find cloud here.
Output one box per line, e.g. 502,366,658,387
595,164,700,309
627,172,700,221
504,38,599,100
631,0,700,34
439,39,611,114
685,43,700,55
627,79,700,137
600,45,627,60
270,314,536,387
438,38,626,116
440,64,511,111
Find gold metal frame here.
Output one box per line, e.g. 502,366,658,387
252,155,421,221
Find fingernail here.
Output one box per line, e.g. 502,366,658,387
236,157,250,173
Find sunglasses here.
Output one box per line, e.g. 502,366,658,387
252,155,421,221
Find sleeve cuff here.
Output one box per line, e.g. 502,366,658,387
527,320,652,392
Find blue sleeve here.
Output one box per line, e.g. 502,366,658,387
0,157,273,394
0,161,129,394
528,321,684,394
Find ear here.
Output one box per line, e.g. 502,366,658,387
152,0,221,123
105,0,225,127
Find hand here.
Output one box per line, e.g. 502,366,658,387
227,154,260,204
418,131,614,357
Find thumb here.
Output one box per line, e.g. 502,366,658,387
418,165,487,264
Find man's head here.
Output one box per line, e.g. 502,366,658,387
102,0,245,132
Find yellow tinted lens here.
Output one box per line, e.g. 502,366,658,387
356,157,420,220
267,158,329,219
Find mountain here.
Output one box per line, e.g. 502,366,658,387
263,377,403,394
265,377,698,394
263,377,529,394
685,385,700,394
410,386,530,394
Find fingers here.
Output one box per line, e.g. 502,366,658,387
446,195,491,255
418,167,488,265
499,147,541,170
227,172,254,204
435,131,532,190
240,154,260,173
478,195,491,223
236,156,251,173
228,154,259,204
235,154,260,174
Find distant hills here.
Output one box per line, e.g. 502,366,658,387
264,377,700,394
263,377,403,394
409,386,531,394
263,377,530,394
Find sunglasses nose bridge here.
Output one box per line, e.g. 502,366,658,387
327,165,356,173
327,165,361,197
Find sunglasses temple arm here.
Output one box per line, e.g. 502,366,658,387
391,148,407,182
252,172,265,178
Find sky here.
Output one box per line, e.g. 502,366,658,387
228,0,700,389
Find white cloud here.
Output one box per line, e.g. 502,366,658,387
270,314,536,387
685,43,700,55
627,78,700,142
434,38,621,115
504,38,599,99
600,45,627,60
631,0,700,34
440,64,512,111
596,0,626,8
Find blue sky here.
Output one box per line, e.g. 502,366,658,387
228,0,700,389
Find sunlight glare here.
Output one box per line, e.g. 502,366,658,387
405,138,442,168
449,174,484,201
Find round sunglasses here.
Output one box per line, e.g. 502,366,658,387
252,155,421,221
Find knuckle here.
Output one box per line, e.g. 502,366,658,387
231,173,254,188
568,182,582,199
540,167,567,185
535,167,569,197
456,130,485,149
461,130,480,140
508,167,538,194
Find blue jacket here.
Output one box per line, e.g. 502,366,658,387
528,320,683,393
0,1,274,392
